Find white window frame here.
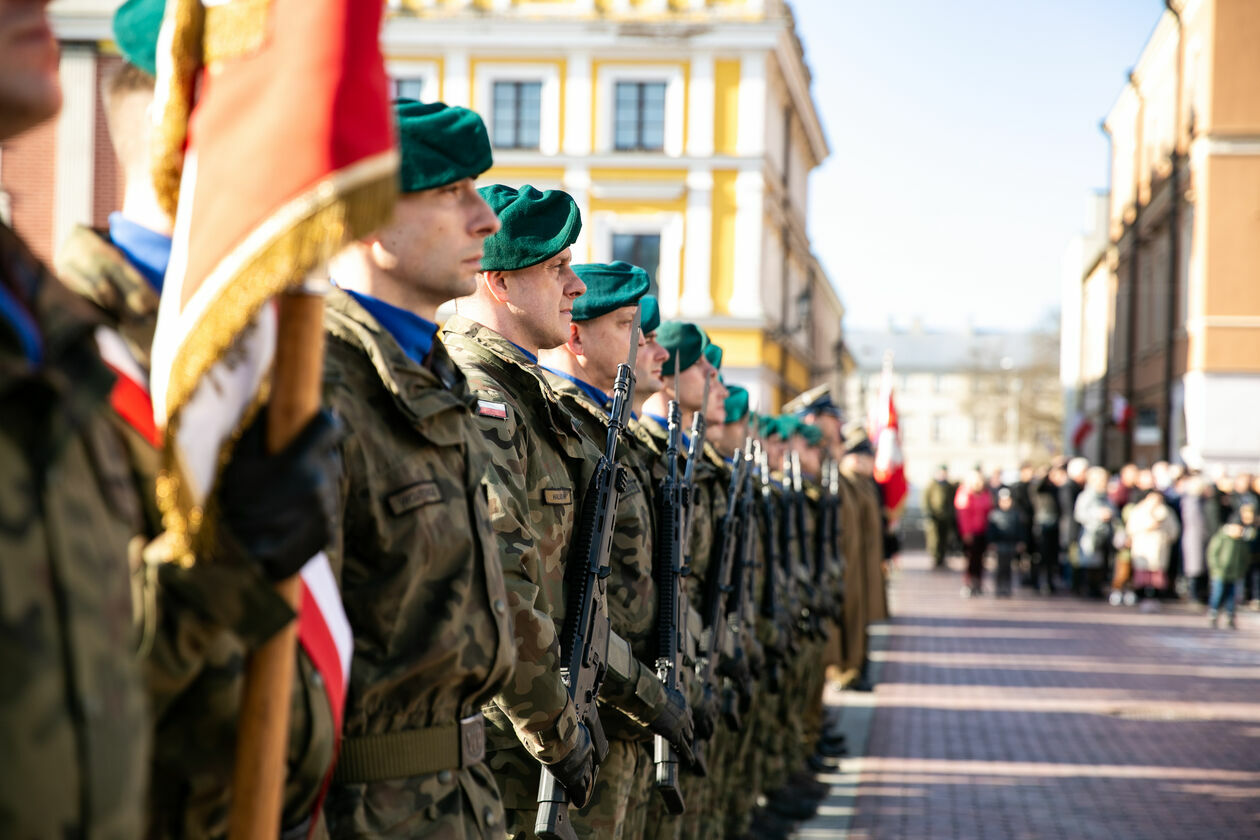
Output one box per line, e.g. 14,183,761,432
590,210,683,315
473,62,561,156
387,59,440,103
596,64,686,157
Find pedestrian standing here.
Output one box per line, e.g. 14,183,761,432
1060,457,1089,589
1207,508,1254,629
1031,465,1063,594
1179,475,1210,606
986,489,1023,597
955,470,993,597
1126,489,1181,608
1074,467,1116,599
922,465,956,569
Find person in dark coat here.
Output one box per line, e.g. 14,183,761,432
1060,457,1089,590
987,489,1023,597
1031,465,1063,594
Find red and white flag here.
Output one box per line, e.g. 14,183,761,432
1111,394,1134,432
1070,412,1094,452
873,354,908,516
146,0,396,804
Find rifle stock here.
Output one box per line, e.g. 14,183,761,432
652,400,688,814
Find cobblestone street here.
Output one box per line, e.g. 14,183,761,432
802,551,1260,840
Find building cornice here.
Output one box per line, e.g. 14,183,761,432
771,28,829,167
383,15,784,54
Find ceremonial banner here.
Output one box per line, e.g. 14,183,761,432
873,356,908,517
146,0,394,834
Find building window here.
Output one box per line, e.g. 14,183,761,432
931,415,943,444
612,233,661,296
392,77,425,101
491,81,542,150
614,82,667,151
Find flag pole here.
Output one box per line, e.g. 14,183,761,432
228,278,329,840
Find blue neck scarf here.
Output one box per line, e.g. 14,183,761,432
108,213,171,293
347,290,439,367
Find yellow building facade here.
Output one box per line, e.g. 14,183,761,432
384,0,847,409
34,0,845,410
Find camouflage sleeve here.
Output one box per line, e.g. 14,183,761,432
143,539,296,718
480,407,580,763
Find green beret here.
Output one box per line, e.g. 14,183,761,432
704,342,724,370
640,295,661,334
775,415,802,440
724,385,749,424
656,321,709,377
571,261,650,321
796,423,823,446
479,184,582,271
113,0,164,77
395,100,492,194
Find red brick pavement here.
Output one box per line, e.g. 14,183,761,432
806,551,1260,840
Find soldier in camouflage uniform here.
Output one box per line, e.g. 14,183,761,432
1,4,338,836
54,9,341,833
537,261,695,840
636,323,732,840
443,185,673,840
319,100,520,839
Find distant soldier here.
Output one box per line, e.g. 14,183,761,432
538,261,695,840
319,100,522,838
923,464,957,569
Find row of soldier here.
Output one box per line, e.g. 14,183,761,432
1,1,889,838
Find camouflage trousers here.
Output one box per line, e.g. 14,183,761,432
572,738,649,840
716,682,765,838
323,762,506,839
498,739,648,840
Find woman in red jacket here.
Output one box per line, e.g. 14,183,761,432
955,470,994,596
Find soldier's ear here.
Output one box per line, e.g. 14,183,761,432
565,322,583,356
482,270,511,304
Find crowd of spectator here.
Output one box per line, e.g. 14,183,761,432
920,459,1260,628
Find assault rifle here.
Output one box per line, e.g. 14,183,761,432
536,312,640,840
755,441,788,693
779,453,803,639
788,452,825,641
696,439,751,748
724,438,760,718
652,399,692,815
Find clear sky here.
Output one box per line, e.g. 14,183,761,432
793,0,1163,332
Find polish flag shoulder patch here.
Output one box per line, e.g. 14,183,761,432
477,399,508,420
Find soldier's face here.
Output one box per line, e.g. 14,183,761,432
572,305,638,391
718,418,748,456
792,437,822,478
503,247,584,350
674,358,712,413
704,369,727,425
635,330,668,393
0,0,61,142
373,179,499,310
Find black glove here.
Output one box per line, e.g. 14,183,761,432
649,685,695,766
215,408,343,581
692,681,719,742
719,648,753,701
548,723,598,808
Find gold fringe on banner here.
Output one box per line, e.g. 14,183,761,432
151,0,205,224
157,153,399,564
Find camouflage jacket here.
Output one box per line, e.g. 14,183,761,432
54,224,331,839
320,291,515,837
0,221,149,840
541,372,672,740
441,317,668,761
